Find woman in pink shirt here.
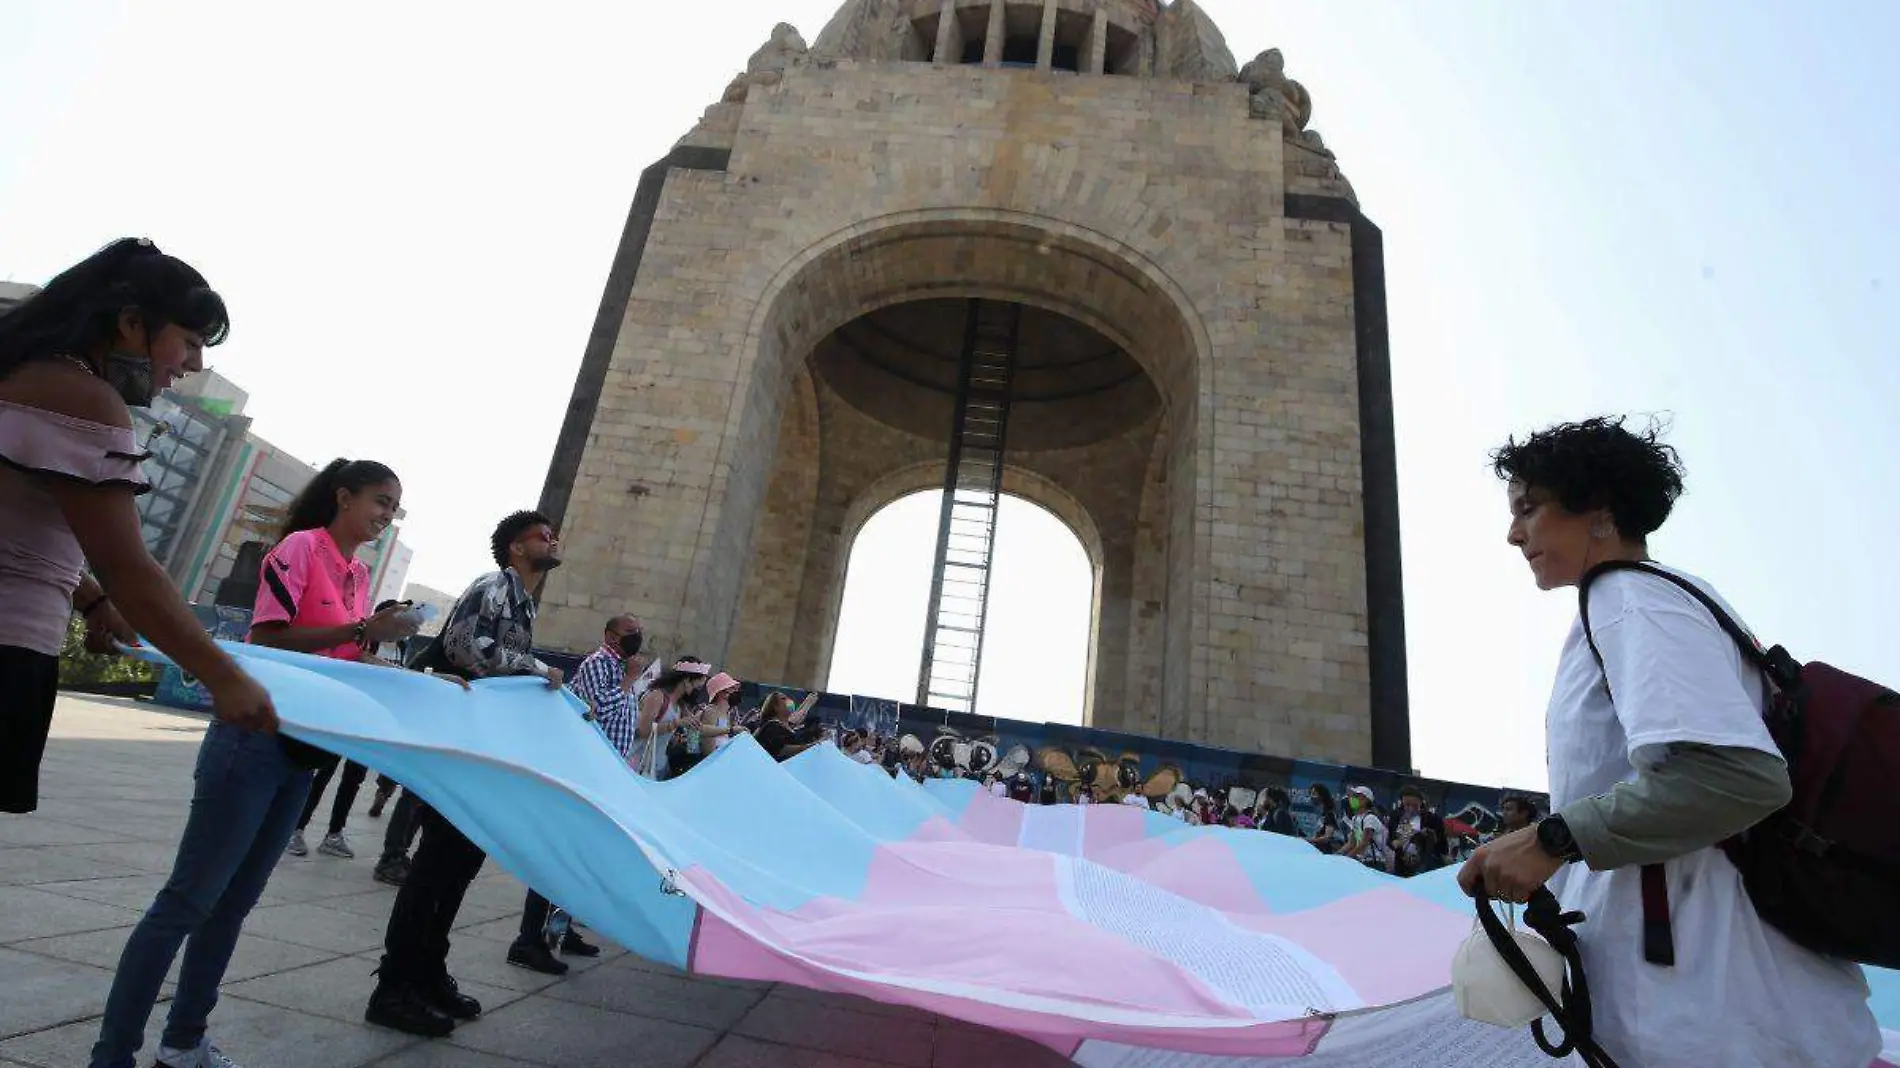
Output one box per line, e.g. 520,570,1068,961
90,458,423,1068
0,239,276,817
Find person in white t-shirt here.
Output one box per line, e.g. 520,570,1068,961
1459,416,1876,1068
1338,786,1389,868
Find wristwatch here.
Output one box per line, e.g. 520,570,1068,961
1535,814,1584,864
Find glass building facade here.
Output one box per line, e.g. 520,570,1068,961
129,394,246,566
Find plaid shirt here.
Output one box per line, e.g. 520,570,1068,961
571,644,636,757
441,569,546,679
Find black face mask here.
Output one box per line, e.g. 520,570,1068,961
618,632,643,658
101,350,157,407
529,555,563,573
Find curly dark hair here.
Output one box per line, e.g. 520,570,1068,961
1490,416,1686,540
490,510,552,569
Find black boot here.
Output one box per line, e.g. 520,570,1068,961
372,855,410,886
506,938,569,975
560,929,601,957
365,975,455,1037
419,972,482,1020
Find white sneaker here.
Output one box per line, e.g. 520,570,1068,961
285,830,309,857
155,1038,244,1068
317,832,355,859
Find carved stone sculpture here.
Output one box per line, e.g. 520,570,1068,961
810,0,915,61
1154,0,1239,82
1239,48,1312,134
722,23,810,103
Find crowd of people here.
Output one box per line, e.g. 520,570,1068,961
0,241,823,1061
815,727,1549,878
0,239,1880,1067
855,738,1546,876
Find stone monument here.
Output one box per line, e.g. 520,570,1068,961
537,0,1408,769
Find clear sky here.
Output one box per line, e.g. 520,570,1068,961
3,2,1894,789
828,492,1095,726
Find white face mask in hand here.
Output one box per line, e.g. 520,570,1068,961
1451,909,1568,1029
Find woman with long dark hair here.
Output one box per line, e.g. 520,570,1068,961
1303,783,1342,853
261,466,417,862
753,686,826,763
0,238,276,817
668,671,744,777
89,459,423,1068
632,661,709,779
1257,786,1298,837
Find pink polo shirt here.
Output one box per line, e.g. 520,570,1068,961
249,527,370,660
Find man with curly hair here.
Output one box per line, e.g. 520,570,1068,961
364,511,571,1038
1459,417,1875,1067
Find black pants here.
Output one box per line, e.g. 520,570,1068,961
0,646,60,814
379,789,422,863
380,804,485,985
297,755,368,835
517,890,554,946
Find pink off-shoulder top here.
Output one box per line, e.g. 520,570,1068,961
0,399,151,656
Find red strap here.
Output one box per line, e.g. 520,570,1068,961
1640,862,1675,966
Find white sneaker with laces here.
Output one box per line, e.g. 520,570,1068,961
154,1038,244,1068
317,832,355,859
285,830,308,857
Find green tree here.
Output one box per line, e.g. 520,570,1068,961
57,615,158,686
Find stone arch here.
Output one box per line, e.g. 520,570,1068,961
821,476,1102,722
710,210,1211,731
838,460,1104,575
725,365,822,678
814,460,1108,723
541,42,1401,766
738,209,1210,419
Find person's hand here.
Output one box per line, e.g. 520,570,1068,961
208,669,280,734
541,664,565,689
363,603,419,644
83,602,138,654
430,670,472,691
1457,825,1564,904
620,656,648,689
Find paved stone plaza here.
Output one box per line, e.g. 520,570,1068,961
1,696,1072,1068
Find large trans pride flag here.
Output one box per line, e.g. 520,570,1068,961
184,643,1900,1066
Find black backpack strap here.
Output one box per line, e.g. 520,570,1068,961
1578,561,1689,968
1578,560,1811,969
1638,862,1675,967
1472,884,1624,1068
1579,561,1790,683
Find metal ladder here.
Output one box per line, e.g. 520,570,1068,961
916,299,1021,713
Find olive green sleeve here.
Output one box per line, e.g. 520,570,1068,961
1559,742,1791,871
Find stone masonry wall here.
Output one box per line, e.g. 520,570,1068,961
538,60,1375,765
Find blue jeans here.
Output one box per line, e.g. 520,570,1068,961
89,721,313,1068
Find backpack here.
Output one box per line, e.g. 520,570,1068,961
1579,560,1900,969
404,631,457,675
